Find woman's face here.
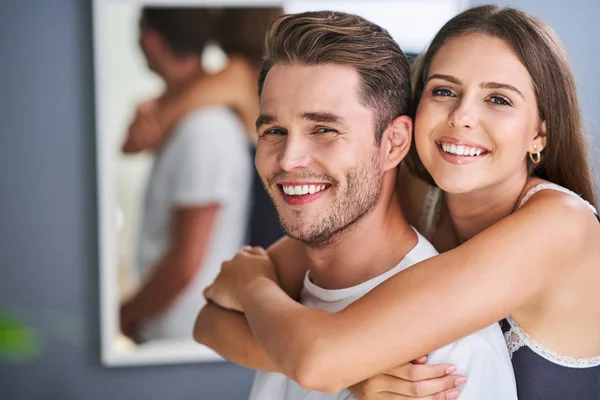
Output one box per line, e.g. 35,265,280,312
415,33,545,194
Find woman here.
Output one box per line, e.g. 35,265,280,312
199,5,600,400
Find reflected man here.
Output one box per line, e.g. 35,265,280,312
119,7,252,342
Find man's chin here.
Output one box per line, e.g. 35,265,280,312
281,226,334,249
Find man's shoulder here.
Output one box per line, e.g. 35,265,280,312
173,106,245,142
405,228,439,265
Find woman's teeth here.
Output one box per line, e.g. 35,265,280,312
441,143,484,156
282,184,328,196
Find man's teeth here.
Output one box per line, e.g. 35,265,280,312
282,184,328,196
441,143,484,156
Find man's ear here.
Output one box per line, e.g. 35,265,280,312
381,115,412,172
140,27,167,60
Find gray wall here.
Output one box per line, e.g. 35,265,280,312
0,1,254,399
0,1,597,399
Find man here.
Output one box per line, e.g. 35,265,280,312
196,11,517,399
119,7,252,342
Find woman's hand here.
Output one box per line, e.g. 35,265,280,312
349,356,466,399
204,246,279,312
122,99,164,154
122,58,259,156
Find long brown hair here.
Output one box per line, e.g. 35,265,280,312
406,5,597,207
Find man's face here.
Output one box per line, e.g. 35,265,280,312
138,27,162,74
255,64,384,247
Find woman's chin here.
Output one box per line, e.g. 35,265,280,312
432,176,480,195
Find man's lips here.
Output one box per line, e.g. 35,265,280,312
277,183,331,205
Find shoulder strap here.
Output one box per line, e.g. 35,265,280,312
420,186,443,238
518,183,598,221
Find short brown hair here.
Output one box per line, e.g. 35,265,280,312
140,7,215,57
214,7,283,68
258,11,411,144
406,5,597,207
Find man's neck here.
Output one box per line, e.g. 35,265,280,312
305,192,417,290
162,68,206,97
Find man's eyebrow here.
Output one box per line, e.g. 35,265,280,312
301,112,347,126
481,81,525,99
255,114,277,130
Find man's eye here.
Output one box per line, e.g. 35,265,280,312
264,128,286,135
314,127,336,134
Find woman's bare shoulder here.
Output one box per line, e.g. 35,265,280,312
517,179,599,245
518,179,597,221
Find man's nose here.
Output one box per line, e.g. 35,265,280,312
278,134,312,171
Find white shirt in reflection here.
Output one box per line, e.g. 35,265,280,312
136,106,252,342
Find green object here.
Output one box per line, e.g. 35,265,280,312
0,313,41,362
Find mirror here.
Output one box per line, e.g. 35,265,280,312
94,0,466,367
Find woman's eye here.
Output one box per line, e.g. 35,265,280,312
489,96,512,106
432,88,455,97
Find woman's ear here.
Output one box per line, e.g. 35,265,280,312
532,120,547,153
381,115,412,172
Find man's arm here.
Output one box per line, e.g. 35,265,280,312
194,302,278,371
120,205,219,331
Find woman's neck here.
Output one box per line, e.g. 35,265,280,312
445,170,532,243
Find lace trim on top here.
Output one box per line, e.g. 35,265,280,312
504,316,600,368
517,182,598,215
508,183,600,368
420,186,442,240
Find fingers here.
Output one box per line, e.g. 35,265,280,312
351,374,463,399
385,388,460,399
387,362,456,381
411,356,428,365
241,245,268,256
355,390,459,399
203,283,214,301
350,362,467,400
122,102,163,154
394,374,464,398
381,373,464,398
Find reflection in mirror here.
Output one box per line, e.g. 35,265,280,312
94,0,465,367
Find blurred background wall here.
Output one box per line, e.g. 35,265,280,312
0,0,597,399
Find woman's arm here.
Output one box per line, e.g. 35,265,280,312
123,58,258,154
158,57,258,137
236,191,594,392
197,240,465,398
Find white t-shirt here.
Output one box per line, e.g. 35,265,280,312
248,229,517,400
136,106,252,341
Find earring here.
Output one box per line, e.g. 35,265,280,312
529,143,541,164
